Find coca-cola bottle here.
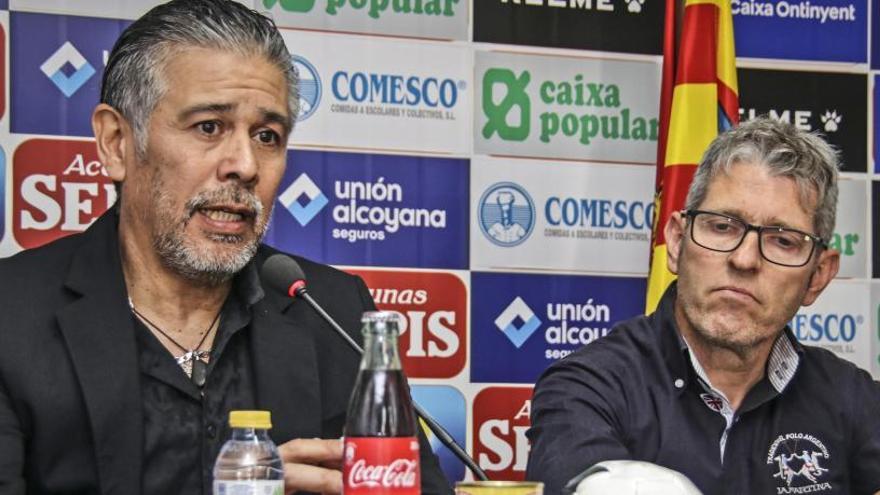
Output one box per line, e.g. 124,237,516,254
343,311,421,494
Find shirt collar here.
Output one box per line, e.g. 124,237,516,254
233,258,265,308
655,282,802,395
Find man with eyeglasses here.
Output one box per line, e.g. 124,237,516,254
526,117,880,495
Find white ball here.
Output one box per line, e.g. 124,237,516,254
571,460,703,495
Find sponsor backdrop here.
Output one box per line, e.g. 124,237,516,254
0,0,876,486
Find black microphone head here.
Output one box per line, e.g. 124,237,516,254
262,254,307,298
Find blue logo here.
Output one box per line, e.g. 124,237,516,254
293,55,321,121
11,12,128,136
471,272,646,384
266,150,468,269
733,0,866,63
40,41,96,97
477,182,535,247
494,297,542,349
410,385,466,483
790,313,862,342
331,72,460,108
277,173,329,226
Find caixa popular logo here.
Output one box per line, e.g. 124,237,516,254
267,149,468,269
472,386,533,481
11,12,125,136
264,0,460,19
410,385,466,483
12,139,115,249
480,66,658,149
347,269,467,379
470,272,645,383
477,182,535,247
790,313,862,343
293,54,322,121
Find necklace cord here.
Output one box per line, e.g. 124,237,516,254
127,298,222,356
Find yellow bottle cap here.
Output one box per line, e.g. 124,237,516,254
229,410,272,429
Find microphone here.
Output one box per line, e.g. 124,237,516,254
261,254,489,482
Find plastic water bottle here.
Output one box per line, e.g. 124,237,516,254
213,410,285,495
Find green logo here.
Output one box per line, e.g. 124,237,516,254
268,0,460,19
482,68,531,142
264,0,316,12
481,66,659,148
828,232,859,256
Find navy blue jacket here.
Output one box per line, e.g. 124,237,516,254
527,284,880,495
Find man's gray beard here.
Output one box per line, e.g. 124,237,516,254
151,186,270,287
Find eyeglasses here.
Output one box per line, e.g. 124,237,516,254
682,209,826,268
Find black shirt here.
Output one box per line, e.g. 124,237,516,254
526,283,880,495
135,263,264,495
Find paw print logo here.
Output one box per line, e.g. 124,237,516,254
627,0,645,13
821,110,842,132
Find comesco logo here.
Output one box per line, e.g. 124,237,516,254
293,55,322,121
266,0,460,19
349,269,466,378
790,313,862,343
332,72,460,109
478,182,535,247
482,68,658,146
472,386,533,481
12,139,116,249
545,196,653,230
40,41,96,98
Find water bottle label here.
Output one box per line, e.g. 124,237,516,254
213,480,284,495
343,437,420,494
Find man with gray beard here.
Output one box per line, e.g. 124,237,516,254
0,1,449,494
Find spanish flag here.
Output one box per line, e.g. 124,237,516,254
645,0,739,312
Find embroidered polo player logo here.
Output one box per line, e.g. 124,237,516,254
766,433,833,493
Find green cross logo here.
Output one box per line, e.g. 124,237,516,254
482,68,531,142
263,0,316,12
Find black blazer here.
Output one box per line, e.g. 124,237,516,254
0,212,450,495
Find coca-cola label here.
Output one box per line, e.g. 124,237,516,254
343,437,420,494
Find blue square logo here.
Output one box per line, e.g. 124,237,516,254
471,272,646,383
266,149,469,269
11,12,129,136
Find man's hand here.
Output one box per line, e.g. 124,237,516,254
279,438,344,494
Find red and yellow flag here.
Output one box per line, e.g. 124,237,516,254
645,0,739,312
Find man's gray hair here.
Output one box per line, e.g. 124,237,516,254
101,0,298,157
684,116,840,243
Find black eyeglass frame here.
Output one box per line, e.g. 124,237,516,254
682,209,827,268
